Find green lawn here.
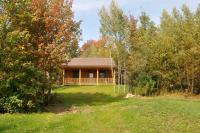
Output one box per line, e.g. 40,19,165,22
1,86,200,133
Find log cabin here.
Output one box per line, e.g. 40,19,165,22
62,58,116,85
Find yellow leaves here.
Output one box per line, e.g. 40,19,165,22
18,45,25,50
6,30,30,44
32,16,39,22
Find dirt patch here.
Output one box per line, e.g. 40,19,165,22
45,105,79,114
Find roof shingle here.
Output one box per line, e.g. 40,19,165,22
62,58,116,68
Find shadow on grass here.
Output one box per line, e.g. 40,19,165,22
45,92,123,114
52,85,80,90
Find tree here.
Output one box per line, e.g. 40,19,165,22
156,5,200,93
99,0,129,86
80,38,110,57
30,0,81,99
98,1,200,95
0,0,49,113
0,0,81,113
127,12,158,95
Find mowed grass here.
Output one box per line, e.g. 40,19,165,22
1,86,200,133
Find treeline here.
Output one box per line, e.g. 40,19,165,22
82,1,200,95
0,0,81,113
80,38,110,57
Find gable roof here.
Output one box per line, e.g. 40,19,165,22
62,58,116,69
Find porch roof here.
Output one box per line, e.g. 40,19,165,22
62,58,116,69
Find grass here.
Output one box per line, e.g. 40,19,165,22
0,85,200,133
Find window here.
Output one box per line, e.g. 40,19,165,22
99,70,106,78
89,73,94,78
72,70,79,78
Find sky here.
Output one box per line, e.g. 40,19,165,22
72,0,200,46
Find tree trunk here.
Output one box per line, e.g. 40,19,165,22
118,59,120,89
47,88,51,104
191,62,194,94
123,62,126,93
186,64,190,92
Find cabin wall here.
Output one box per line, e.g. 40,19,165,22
64,68,113,78
65,69,73,78
82,69,96,78
64,68,115,85
105,70,112,78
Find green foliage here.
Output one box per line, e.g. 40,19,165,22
99,1,200,95
0,96,23,113
0,0,81,113
99,1,132,85
0,23,49,112
80,38,110,57
132,74,156,96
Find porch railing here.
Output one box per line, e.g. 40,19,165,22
65,78,114,85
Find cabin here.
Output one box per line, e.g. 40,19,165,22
62,58,116,85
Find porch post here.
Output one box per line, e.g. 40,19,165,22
113,69,116,85
79,69,81,85
97,68,99,85
62,69,65,85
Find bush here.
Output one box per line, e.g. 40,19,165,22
0,96,44,113
131,74,157,96
0,96,22,113
0,63,50,113
193,88,200,95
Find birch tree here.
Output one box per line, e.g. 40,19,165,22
99,0,129,87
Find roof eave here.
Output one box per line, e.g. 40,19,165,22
62,65,117,69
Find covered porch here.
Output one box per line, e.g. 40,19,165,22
62,58,116,85
63,68,116,85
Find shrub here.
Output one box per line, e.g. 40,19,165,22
0,96,22,113
132,74,157,96
0,50,50,113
